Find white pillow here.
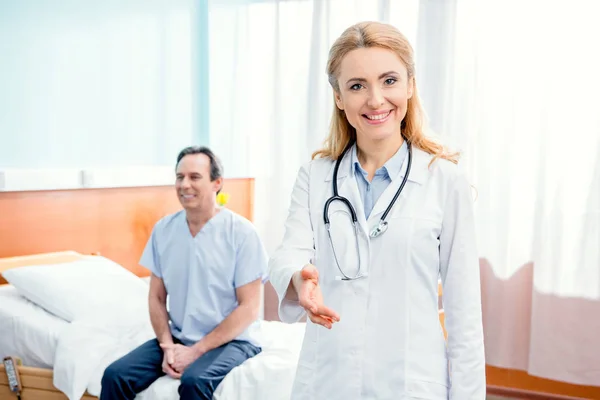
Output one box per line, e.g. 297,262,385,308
2,256,149,323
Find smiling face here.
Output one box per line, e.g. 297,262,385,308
175,153,222,212
334,46,414,146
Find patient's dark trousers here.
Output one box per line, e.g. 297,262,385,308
99,337,260,400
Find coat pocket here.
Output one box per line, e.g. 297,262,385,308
406,378,449,399
406,352,449,399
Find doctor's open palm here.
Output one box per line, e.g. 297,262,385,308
295,265,340,329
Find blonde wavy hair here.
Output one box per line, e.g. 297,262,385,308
312,21,459,165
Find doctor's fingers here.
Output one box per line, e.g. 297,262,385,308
298,286,320,312
307,310,334,329
299,294,340,322
311,303,340,322
300,264,320,281
298,295,318,314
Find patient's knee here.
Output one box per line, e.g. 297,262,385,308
179,372,214,399
101,361,126,387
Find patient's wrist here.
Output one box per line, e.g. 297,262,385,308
193,340,208,357
158,334,174,346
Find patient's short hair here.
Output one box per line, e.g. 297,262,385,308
176,146,224,182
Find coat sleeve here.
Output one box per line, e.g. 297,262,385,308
268,162,315,323
438,169,486,399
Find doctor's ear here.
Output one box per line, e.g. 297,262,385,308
334,91,344,111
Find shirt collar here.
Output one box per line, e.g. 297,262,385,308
351,141,408,181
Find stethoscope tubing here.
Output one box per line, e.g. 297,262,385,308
323,140,413,280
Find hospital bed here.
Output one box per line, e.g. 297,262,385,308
0,251,305,400
0,251,446,400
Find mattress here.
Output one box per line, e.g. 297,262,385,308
0,284,69,368
0,282,304,400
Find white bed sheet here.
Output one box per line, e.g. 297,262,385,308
1,282,305,400
0,284,69,368
137,321,305,400
54,315,305,400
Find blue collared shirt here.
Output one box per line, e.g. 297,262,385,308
140,208,269,347
351,142,408,219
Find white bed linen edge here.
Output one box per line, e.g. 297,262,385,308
53,310,306,400
0,285,69,368
52,306,154,400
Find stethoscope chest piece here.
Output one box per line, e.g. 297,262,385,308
369,220,388,238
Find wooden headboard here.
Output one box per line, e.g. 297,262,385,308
0,178,254,283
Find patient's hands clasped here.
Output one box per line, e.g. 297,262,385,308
160,343,202,376
160,345,181,379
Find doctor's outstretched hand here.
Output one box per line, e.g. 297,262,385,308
293,265,340,329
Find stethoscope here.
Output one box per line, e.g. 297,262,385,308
323,140,413,280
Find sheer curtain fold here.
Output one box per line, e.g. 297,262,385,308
422,0,600,385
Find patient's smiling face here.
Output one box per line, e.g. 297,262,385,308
175,153,221,211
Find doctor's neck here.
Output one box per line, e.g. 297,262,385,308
356,133,405,173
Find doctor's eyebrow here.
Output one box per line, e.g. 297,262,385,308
346,71,400,84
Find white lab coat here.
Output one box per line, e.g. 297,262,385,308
268,145,486,400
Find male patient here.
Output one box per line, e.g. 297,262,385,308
100,146,268,400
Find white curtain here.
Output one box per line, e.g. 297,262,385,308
0,0,201,169
209,0,600,386
421,0,600,386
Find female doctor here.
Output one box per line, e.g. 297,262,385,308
268,21,485,399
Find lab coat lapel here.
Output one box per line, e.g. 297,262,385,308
339,170,370,239
325,147,370,239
